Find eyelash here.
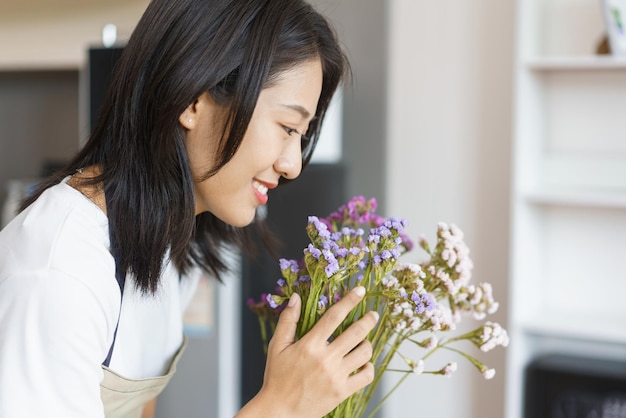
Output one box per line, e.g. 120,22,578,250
282,125,311,152
283,126,301,136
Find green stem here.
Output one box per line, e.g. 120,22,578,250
355,334,404,417
366,370,412,418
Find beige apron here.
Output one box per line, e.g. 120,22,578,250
100,336,188,418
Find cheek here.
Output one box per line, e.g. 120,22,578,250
240,128,282,164
186,134,220,176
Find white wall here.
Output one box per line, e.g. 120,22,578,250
0,0,148,69
384,1,515,417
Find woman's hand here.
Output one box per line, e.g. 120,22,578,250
237,286,379,418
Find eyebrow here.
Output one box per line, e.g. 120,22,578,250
280,104,312,120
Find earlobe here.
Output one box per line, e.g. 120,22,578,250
179,101,198,130
179,92,217,130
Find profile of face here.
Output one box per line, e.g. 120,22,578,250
180,59,323,227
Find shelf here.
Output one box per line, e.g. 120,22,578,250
524,188,626,209
526,55,626,71
0,1,145,72
518,313,626,345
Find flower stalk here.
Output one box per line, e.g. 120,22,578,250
247,196,509,417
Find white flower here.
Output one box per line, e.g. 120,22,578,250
394,320,407,331
488,301,500,315
479,322,510,352
382,276,398,288
482,368,496,379
421,336,438,349
443,362,457,376
412,360,425,374
450,224,463,238
392,304,403,315
446,251,457,268
409,317,422,330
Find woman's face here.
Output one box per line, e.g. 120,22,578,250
181,59,323,226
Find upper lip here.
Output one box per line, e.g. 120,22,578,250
254,178,278,189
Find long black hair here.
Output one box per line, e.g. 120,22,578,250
22,0,349,294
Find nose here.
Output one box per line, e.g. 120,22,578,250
274,137,303,180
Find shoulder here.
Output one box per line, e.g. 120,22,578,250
0,180,120,335
2,181,114,277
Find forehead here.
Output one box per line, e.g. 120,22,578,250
258,60,323,118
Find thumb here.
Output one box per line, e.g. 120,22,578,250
269,293,301,353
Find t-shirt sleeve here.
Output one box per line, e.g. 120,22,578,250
0,268,116,418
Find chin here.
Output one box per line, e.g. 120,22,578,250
219,211,257,228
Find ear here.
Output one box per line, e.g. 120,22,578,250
179,98,200,130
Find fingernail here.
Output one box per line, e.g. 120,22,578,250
371,311,379,322
354,286,366,297
288,293,297,307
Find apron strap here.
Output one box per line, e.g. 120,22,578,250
102,268,126,367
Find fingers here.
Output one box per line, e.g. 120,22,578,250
305,286,366,343
346,362,375,394
268,293,301,353
330,310,378,356
341,338,374,374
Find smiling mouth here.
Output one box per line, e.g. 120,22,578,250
252,180,269,196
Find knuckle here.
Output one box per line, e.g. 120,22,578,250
361,363,375,383
328,385,343,402
352,321,369,337
362,340,373,359
323,306,343,325
351,316,375,337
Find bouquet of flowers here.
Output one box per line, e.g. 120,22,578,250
248,196,509,417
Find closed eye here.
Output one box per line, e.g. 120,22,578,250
283,125,301,136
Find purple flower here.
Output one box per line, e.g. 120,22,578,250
306,244,322,259
335,248,349,258
376,226,392,238
279,258,291,270
369,234,381,244
308,216,331,239
370,214,385,227
265,293,279,309
412,291,436,314
380,250,393,260
322,249,336,263
385,217,407,231
318,295,329,309
325,260,339,277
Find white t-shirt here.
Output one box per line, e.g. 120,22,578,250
0,179,200,417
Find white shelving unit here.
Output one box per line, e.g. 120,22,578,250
506,1,626,417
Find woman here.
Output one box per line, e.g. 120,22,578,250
0,0,378,417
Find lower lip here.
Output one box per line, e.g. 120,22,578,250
253,186,269,205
